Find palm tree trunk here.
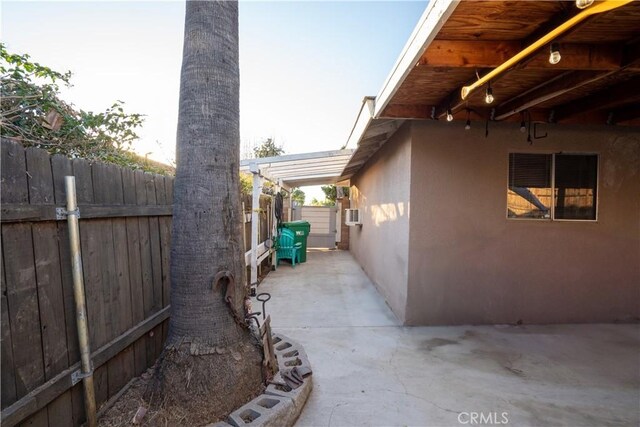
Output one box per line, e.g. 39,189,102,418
168,0,247,352
149,1,263,422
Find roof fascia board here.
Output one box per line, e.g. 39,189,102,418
345,97,376,150
373,0,460,118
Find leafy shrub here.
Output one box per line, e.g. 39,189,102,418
1,44,173,175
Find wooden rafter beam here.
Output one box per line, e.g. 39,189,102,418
493,69,617,121
553,76,640,122
380,104,432,119
418,40,623,71
380,103,554,124
430,2,631,121
418,40,519,68
622,41,640,71
432,68,492,119
494,46,640,121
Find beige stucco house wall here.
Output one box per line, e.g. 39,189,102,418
350,120,640,325
349,124,412,322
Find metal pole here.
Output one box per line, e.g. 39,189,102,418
251,170,260,286
271,182,280,269
65,176,97,427
242,201,247,255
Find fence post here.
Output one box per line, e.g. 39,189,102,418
64,176,97,427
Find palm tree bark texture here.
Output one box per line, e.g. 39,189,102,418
147,1,263,423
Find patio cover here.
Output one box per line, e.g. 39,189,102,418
340,0,640,181
240,149,354,189
239,149,353,287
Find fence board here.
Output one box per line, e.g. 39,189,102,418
26,147,73,427
1,248,17,409
1,139,29,205
156,177,171,343
163,177,173,341
91,162,126,407
2,142,48,427
145,173,164,360
134,171,156,368
72,159,110,408
122,169,147,377
106,166,135,399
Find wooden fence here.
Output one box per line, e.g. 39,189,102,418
0,139,275,426
241,193,273,280
1,139,172,427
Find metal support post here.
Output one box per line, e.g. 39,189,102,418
251,166,261,286
64,176,97,427
271,181,281,268
288,191,293,222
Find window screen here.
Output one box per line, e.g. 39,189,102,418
554,154,597,220
508,153,552,219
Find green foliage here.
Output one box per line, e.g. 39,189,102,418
291,188,305,206
238,138,285,196
253,137,284,158
0,44,169,174
239,172,279,197
321,185,337,204
240,172,252,195
320,185,349,205
262,181,275,196
310,197,334,207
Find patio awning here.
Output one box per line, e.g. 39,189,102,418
240,149,354,188
340,0,640,181
240,149,353,288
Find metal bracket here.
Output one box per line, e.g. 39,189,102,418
56,207,80,220
71,364,93,385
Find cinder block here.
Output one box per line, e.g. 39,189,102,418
227,394,296,427
272,334,312,374
265,372,313,407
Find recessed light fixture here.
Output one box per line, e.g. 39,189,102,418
549,42,561,64
485,82,494,104
465,109,471,130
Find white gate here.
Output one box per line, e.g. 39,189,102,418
301,206,337,249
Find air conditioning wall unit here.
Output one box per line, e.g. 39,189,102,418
345,208,361,226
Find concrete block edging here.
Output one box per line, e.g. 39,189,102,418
208,333,313,427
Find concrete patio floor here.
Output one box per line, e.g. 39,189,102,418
254,249,640,427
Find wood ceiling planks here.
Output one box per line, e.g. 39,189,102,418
382,0,640,126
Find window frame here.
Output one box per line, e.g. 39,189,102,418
506,151,599,223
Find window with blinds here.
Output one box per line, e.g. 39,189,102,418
507,153,597,221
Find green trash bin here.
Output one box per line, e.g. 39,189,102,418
280,221,311,263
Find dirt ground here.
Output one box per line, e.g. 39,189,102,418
99,342,264,427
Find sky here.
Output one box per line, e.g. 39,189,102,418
1,0,426,200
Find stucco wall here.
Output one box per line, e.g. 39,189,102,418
350,124,412,322
406,120,640,325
